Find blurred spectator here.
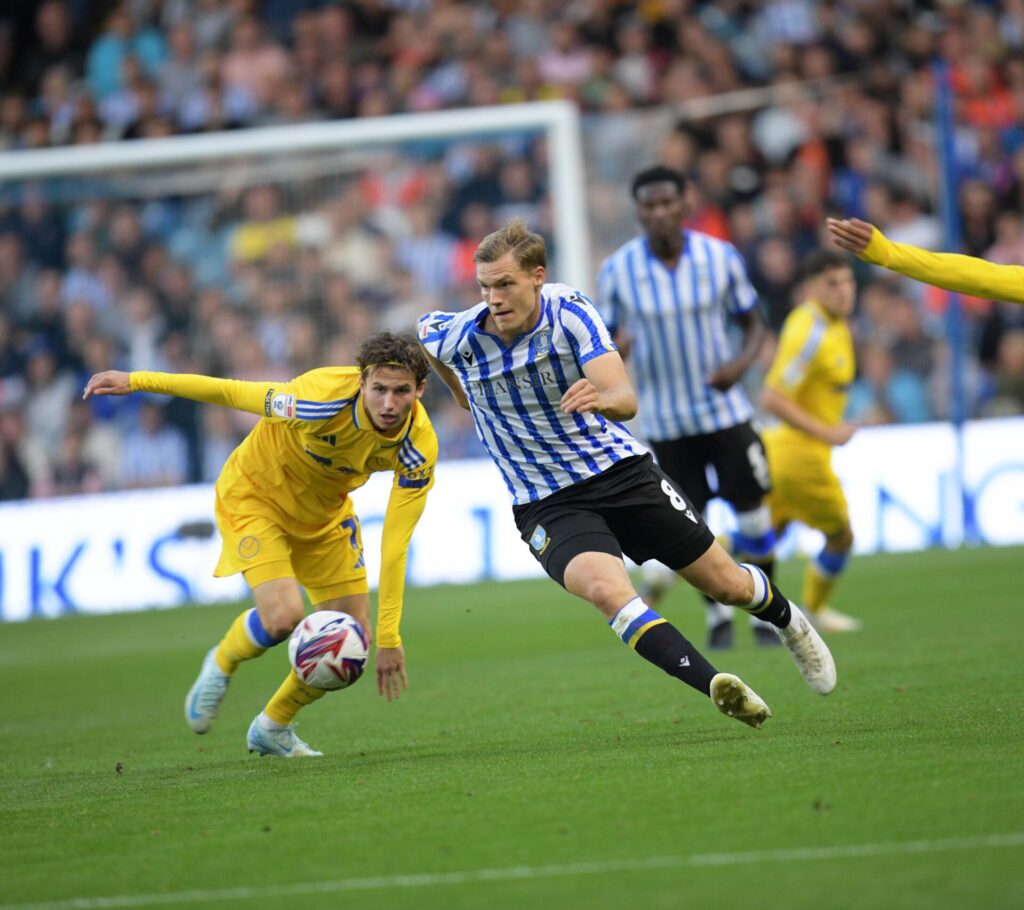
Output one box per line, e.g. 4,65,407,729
1,0,1024,505
119,400,189,489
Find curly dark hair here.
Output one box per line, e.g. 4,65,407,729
356,331,429,385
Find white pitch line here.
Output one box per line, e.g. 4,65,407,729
5,832,1023,910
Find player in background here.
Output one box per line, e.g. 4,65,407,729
761,251,861,632
596,165,777,650
83,332,437,757
827,216,1024,304
419,219,836,730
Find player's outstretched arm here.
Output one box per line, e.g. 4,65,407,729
83,370,132,398
87,369,296,416
826,216,1024,305
561,350,637,421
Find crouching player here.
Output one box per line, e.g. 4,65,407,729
761,251,860,632
83,332,437,756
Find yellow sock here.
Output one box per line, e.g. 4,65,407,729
264,670,327,726
214,609,268,674
803,561,838,614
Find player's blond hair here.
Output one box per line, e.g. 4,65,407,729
473,219,547,272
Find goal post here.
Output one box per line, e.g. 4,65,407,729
0,99,591,286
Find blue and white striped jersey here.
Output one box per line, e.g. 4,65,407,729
419,284,648,505
596,230,759,441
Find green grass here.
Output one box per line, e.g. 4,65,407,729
1,546,1023,909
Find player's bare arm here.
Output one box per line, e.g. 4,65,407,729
561,350,637,421
761,386,856,446
420,345,470,410
83,370,132,398
707,309,766,392
826,217,874,255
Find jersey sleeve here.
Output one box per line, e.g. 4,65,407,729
129,369,358,429
724,245,759,315
765,311,824,396
558,291,618,366
375,416,439,649
595,258,625,335
417,311,458,363
862,228,1024,304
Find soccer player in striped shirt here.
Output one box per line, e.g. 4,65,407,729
419,220,836,728
83,333,437,757
828,216,1024,304
597,165,778,650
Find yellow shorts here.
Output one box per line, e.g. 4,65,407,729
763,430,850,536
213,482,367,604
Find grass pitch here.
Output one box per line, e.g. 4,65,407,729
1,546,1022,909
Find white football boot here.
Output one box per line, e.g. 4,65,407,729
184,647,231,734
710,673,772,728
247,714,323,758
776,605,837,694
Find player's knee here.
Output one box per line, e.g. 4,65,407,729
259,601,304,639
582,575,630,613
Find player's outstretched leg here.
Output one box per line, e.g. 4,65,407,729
710,673,772,728
740,563,836,695
679,543,836,695
185,606,289,733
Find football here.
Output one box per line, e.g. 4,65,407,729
288,611,369,690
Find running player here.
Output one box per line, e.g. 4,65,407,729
83,332,437,757
596,165,777,649
761,250,861,632
419,219,836,730
827,216,1024,304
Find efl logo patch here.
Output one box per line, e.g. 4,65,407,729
530,524,550,554
270,393,296,418
237,535,260,559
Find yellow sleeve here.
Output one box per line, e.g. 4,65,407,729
129,369,359,427
765,310,822,397
375,416,438,649
862,228,1024,304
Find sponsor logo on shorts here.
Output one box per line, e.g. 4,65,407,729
238,535,260,559
530,524,550,554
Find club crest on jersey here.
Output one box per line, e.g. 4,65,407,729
530,524,550,554
529,330,553,359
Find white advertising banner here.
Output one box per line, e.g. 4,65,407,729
0,418,1021,621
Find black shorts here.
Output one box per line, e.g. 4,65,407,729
512,454,715,588
650,421,770,514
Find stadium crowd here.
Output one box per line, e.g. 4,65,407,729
2,0,1024,500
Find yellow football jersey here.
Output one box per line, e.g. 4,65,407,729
862,227,1024,304
764,300,855,450
130,367,437,648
